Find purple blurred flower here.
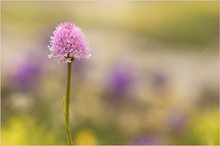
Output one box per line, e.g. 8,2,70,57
167,110,187,134
12,56,44,90
106,64,135,99
133,135,159,145
150,71,168,90
70,59,88,82
48,22,91,63
72,59,87,75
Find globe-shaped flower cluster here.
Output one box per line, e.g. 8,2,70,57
48,22,91,63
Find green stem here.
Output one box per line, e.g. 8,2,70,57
65,62,73,145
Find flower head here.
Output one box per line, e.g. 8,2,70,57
48,22,91,63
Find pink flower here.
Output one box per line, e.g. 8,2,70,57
48,22,91,63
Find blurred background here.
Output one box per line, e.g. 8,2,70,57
1,1,219,145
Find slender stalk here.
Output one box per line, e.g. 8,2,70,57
65,62,73,145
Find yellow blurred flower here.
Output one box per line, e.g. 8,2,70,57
192,110,219,145
2,116,57,144
2,117,28,144
75,128,97,145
